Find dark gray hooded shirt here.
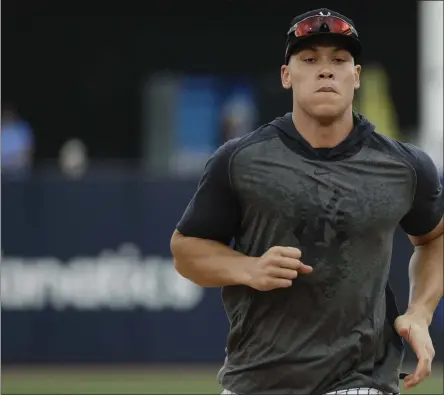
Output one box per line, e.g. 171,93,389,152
176,113,443,395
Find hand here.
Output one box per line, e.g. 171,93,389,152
244,246,313,291
394,312,435,390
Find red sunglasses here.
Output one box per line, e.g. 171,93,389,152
287,15,358,38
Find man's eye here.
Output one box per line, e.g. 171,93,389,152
303,58,316,63
333,58,346,63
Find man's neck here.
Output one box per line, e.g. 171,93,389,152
291,107,354,148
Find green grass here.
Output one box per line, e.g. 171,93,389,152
2,365,443,394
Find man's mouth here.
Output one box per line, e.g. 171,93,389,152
316,86,337,93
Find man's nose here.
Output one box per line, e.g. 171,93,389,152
318,70,334,79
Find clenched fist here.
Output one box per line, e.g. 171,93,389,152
244,246,313,291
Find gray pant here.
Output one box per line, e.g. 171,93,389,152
222,388,391,395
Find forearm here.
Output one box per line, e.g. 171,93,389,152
170,231,254,287
407,234,443,325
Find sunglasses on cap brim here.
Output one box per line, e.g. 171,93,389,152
287,15,358,38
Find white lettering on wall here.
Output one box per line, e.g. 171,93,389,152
1,244,204,311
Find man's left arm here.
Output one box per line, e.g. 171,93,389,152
397,146,444,389
407,219,443,325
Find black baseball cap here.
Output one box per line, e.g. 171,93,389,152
285,8,362,64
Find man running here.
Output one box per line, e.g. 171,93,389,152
171,8,443,395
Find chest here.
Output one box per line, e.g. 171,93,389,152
232,150,413,235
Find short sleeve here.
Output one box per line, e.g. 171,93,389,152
176,139,241,245
400,145,444,236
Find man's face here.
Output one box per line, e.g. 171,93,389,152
281,44,361,121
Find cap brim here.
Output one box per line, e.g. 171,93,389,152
286,33,362,63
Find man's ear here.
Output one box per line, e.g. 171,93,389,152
354,64,361,90
281,65,292,90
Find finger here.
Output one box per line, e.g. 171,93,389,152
404,353,430,390
297,262,314,274
272,246,302,259
412,355,431,384
404,371,422,390
403,373,414,383
273,257,313,273
268,267,299,280
404,368,428,390
398,326,427,389
268,278,293,289
409,364,424,388
272,257,301,269
270,257,300,269
403,374,415,390
403,371,417,390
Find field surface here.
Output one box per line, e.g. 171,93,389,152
2,365,443,394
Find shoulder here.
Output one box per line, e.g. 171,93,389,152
212,119,282,164
366,131,433,171
234,120,281,153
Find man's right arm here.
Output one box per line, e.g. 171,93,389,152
170,231,256,287
171,230,308,290
170,139,252,287
170,139,311,290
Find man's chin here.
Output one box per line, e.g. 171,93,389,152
310,106,344,123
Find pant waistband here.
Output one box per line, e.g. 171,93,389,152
222,388,391,395
326,389,390,395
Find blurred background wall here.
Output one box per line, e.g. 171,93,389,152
1,0,443,394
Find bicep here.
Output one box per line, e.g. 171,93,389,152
408,218,443,246
400,146,444,237
176,141,241,245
